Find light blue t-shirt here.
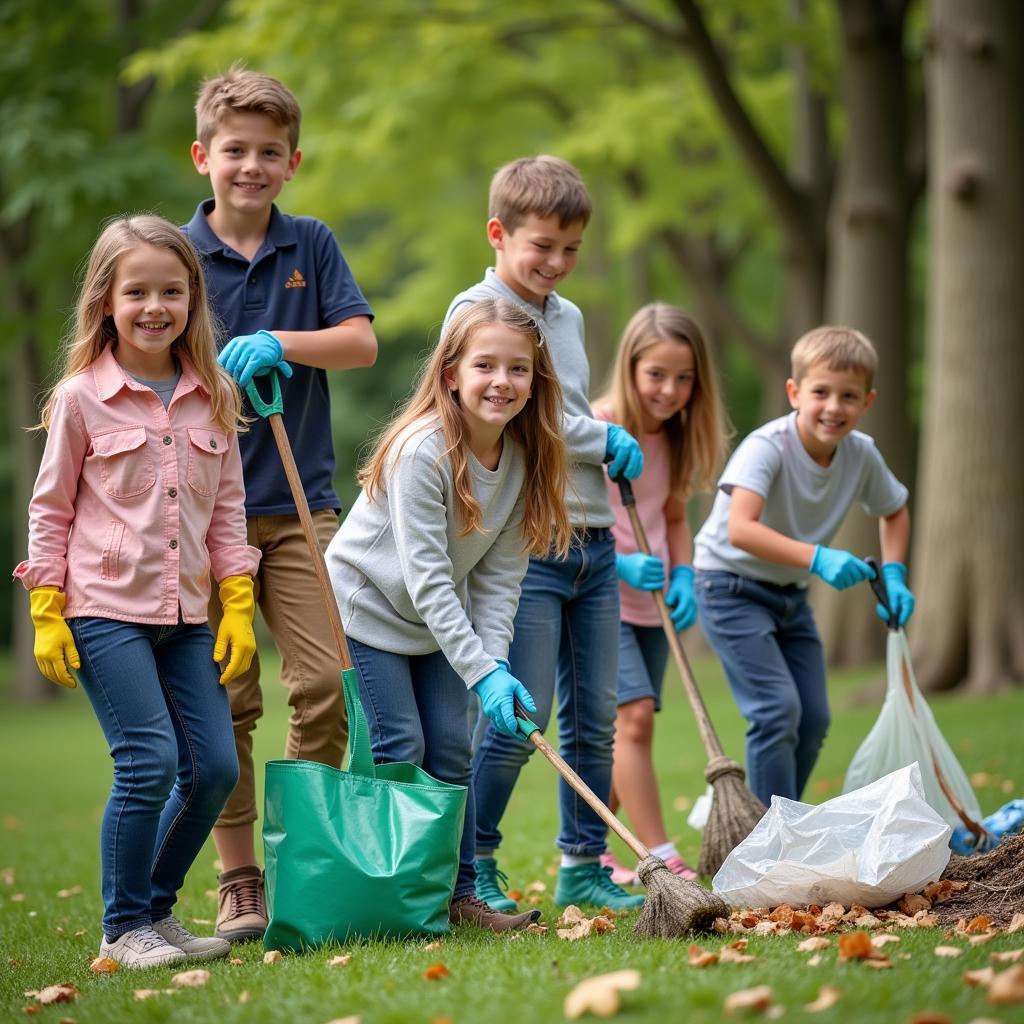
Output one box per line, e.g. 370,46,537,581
693,412,908,586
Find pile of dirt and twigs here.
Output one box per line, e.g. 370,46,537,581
935,834,1024,927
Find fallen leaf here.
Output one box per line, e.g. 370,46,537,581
791,911,817,932
797,937,831,953
871,934,901,948
923,880,969,905
752,921,780,936
804,985,841,1012
1007,913,1024,934
564,969,641,1019
724,985,773,1014
899,893,932,915
991,950,1024,963
424,941,443,951
592,916,615,934
970,772,992,787
229,958,243,966
719,947,756,964
968,932,997,947
238,991,251,1004
171,969,211,987
88,957,119,973
263,950,283,964
990,964,1024,1004
673,795,693,812
914,911,940,928
55,886,82,899
863,959,892,970
23,1007,41,1016
1,867,14,884
558,905,587,927
328,955,352,967
853,913,882,929
838,931,874,960
423,963,449,981
820,902,846,922
807,954,823,967
687,945,719,968
727,939,749,951
32,985,79,1005
966,915,993,933
964,967,997,987
526,922,548,934
133,989,178,1001
934,946,963,958
507,890,523,902
10,893,25,902
525,880,547,893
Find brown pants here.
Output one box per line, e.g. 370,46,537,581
209,510,345,827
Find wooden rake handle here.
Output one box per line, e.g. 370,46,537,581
514,700,650,863
612,474,725,762
246,373,352,671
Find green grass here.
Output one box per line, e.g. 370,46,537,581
2,652,1023,1022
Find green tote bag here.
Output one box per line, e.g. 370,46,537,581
263,667,468,951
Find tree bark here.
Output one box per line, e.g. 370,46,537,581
814,0,915,665
910,0,1024,692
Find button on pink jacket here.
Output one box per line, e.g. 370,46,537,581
14,346,260,624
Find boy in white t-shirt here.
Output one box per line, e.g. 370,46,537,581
693,326,915,805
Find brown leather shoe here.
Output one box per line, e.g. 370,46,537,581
215,865,267,941
449,894,541,932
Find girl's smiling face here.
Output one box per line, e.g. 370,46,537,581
632,338,696,432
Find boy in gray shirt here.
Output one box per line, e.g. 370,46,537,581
694,326,914,805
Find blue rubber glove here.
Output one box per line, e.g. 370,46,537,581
876,561,915,626
473,666,537,737
616,552,665,591
665,565,697,631
218,330,294,388
809,545,874,590
605,424,644,481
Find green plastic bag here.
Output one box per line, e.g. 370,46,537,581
263,667,467,951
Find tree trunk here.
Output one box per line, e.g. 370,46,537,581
815,0,915,665
910,0,1024,692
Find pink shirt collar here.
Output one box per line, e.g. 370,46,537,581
91,344,210,404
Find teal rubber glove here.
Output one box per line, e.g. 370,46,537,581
473,666,537,737
218,330,294,388
605,424,644,481
809,545,874,590
665,565,697,631
616,552,665,591
876,561,915,626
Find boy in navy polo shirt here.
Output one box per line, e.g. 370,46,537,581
183,68,377,942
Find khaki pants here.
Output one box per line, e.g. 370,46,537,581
209,510,345,827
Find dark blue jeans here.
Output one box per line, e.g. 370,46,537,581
695,571,829,805
348,638,476,899
68,617,238,939
472,530,621,856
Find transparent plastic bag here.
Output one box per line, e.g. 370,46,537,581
843,629,983,832
712,763,951,908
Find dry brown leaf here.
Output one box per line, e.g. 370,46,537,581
564,969,641,1020
328,955,352,967
964,967,997,987
724,985,773,1014
507,889,523,902
687,945,719,968
923,880,969,905
804,985,841,1013
719,947,756,964
1,866,15,885
32,985,79,1005
752,921,780,936
862,958,892,970
526,922,548,935
424,940,443,951
171,969,211,987
23,1007,41,1016
713,917,730,933
934,946,963,959
229,958,243,966
558,905,587,926
263,950,283,964
791,911,817,932
55,886,82,899
820,902,846,922
914,911,940,928
991,950,1024,963
807,954,824,967
88,957,119,973
989,964,1024,1004
133,989,178,1001
853,913,882,929
525,880,547,894
727,939,749,951
837,931,874,960
871,934,901,948
423,963,449,981
965,915,993,933
592,916,615,934
968,932,997,947
899,893,932,915
797,936,831,953
769,905,794,925
557,921,593,941
1007,913,1024,934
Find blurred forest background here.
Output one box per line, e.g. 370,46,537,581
2,0,1021,701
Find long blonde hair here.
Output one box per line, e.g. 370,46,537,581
360,299,572,558
598,303,730,501
39,214,243,434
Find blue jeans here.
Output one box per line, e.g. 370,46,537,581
695,571,829,805
348,638,476,899
68,617,238,939
473,530,620,856
617,622,670,710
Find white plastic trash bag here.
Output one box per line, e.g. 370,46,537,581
712,763,951,909
843,628,983,832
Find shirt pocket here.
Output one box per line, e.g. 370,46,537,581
93,426,156,498
186,426,228,497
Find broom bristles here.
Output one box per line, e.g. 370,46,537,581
633,856,729,938
698,758,768,880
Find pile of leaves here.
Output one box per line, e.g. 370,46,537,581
936,833,1024,926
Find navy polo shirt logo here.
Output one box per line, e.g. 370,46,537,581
285,269,306,288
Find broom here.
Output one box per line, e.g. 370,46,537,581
612,473,767,879
512,700,728,938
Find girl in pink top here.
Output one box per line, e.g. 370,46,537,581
593,304,728,885
14,215,260,968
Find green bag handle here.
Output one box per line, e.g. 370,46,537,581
342,667,377,778
243,369,284,418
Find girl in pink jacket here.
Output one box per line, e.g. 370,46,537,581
14,215,260,967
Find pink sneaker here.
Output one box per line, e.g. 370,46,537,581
661,853,699,881
599,853,638,887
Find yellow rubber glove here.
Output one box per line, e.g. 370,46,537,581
29,586,80,688
213,575,256,685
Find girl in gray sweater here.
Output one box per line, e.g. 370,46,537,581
326,298,571,931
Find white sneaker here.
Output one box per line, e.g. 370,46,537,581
99,925,188,968
152,914,231,961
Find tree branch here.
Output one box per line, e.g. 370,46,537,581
602,0,687,43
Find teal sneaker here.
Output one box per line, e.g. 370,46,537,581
554,862,645,911
474,858,517,913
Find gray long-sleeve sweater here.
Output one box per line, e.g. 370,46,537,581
326,420,528,687
444,269,614,529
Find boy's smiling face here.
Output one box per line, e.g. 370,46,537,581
191,112,301,219
488,213,585,306
786,361,876,464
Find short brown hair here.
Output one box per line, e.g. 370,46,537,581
791,325,878,390
195,67,302,152
488,155,592,232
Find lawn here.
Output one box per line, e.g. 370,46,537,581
2,650,1023,1023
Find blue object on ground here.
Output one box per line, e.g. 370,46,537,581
950,798,1024,855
